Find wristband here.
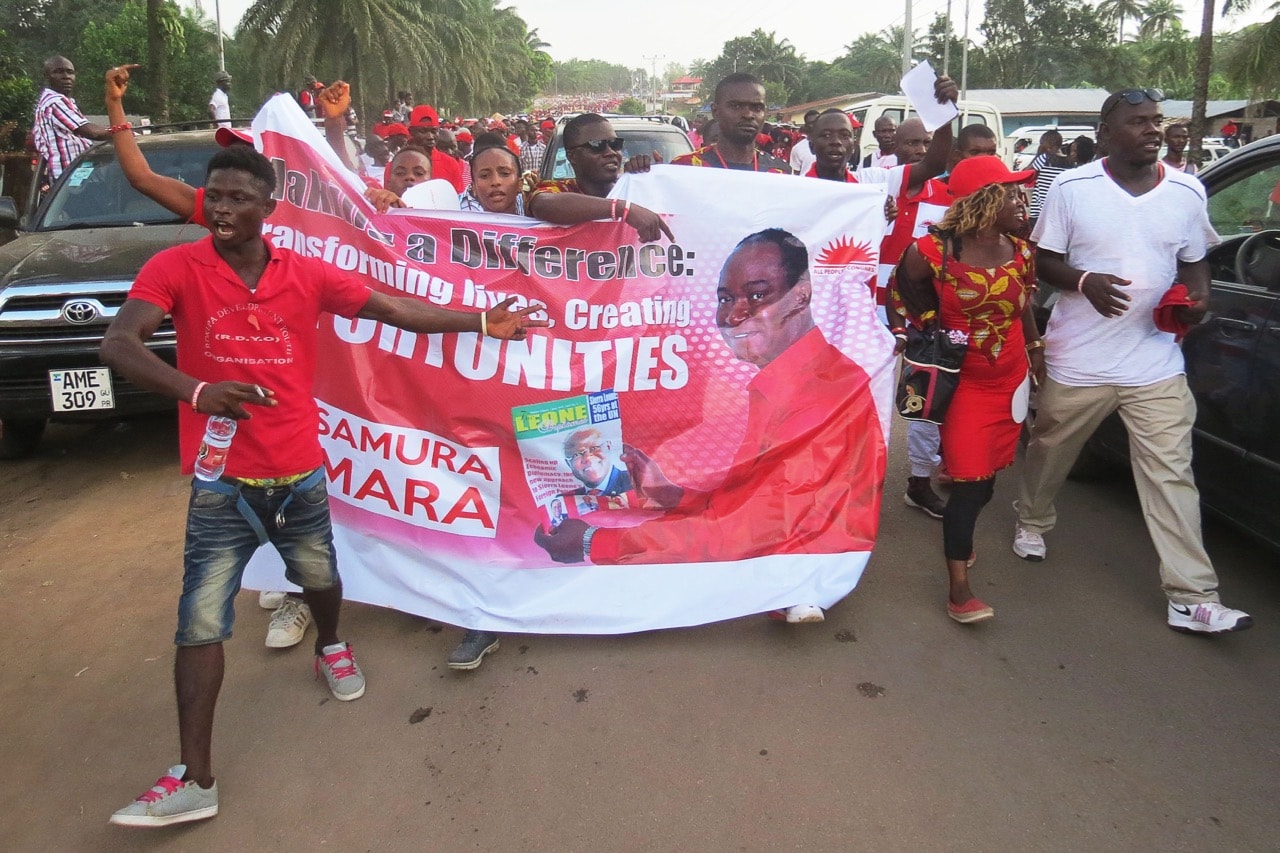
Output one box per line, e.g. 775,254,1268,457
1025,339,1045,351
108,122,133,135
191,381,208,412
479,311,488,338
623,199,633,222
1076,271,1091,292
609,198,619,220
582,525,597,560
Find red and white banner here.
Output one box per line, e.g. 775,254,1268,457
245,95,895,633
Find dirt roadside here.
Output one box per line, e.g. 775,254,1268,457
2,416,1278,851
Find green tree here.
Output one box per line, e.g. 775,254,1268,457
1139,0,1185,38
1191,0,1255,154
699,29,805,105
1098,0,1150,43
1220,8,1280,97
617,97,644,115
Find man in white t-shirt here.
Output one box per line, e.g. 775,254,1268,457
208,72,231,128
789,109,819,175
1014,88,1251,636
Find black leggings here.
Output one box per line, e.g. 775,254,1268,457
942,478,996,561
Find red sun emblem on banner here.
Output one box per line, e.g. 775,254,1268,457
815,236,876,267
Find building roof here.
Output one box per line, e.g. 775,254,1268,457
964,89,1110,116
671,76,703,86
1162,100,1254,119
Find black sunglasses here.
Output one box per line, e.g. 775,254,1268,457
569,137,625,153
1101,88,1166,119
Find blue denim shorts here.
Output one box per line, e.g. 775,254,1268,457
175,472,340,646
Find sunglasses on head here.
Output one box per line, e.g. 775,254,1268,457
1102,88,1166,119
570,137,625,153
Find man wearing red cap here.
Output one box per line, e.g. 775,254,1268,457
409,104,465,192
1014,87,1252,636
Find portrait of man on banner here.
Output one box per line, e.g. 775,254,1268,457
534,227,887,566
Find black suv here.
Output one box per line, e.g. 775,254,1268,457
538,114,694,181
0,131,217,457
1067,135,1280,548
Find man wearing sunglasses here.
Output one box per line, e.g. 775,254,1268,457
528,113,673,243
1014,87,1253,636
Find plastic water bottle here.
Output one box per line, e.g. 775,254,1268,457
194,416,237,481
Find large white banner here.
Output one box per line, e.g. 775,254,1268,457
244,95,894,633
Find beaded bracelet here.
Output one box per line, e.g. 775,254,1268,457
108,122,133,135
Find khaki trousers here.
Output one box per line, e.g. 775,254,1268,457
1015,374,1220,604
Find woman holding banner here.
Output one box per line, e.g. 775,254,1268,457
894,156,1045,625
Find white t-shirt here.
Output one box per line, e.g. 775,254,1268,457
1032,159,1219,387
789,139,816,175
209,88,230,127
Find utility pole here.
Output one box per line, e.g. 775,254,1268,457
214,0,225,72
942,0,952,76
643,54,663,112
902,0,913,76
960,0,970,101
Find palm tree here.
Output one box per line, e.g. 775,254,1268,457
1098,0,1150,43
1139,0,1185,38
1220,6,1280,97
1190,0,1255,155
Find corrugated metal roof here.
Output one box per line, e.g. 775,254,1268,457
964,89,1109,115
1162,100,1251,119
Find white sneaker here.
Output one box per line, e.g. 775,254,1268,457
784,604,825,623
1012,524,1046,561
265,597,311,648
1168,601,1253,635
258,590,286,610
110,764,218,827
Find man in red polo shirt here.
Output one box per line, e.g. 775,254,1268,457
101,145,545,828
408,104,465,192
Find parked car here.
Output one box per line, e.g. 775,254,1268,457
1064,133,1280,549
0,130,217,457
1005,126,1096,171
846,94,1005,164
539,114,694,181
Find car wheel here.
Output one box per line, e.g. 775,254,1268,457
0,418,47,459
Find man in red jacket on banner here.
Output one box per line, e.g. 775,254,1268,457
534,228,886,622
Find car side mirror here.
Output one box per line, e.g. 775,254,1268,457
0,197,17,230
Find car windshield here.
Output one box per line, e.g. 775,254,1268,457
37,143,216,231
547,129,691,180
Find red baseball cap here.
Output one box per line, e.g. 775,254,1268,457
540,119,554,130
383,123,409,139
844,112,862,129
409,105,440,128
947,155,1035,200
215,127,253,147
456,130,473,142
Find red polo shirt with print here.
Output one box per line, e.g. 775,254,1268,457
129,236,371,478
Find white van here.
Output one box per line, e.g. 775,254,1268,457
844,94,1004,164
1005,125,1096,169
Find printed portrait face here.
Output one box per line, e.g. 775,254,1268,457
563,428,615,489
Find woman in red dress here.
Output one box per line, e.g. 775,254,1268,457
894,156,1046,624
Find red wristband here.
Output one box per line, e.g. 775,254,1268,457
191,381,208,412
108,122,133,135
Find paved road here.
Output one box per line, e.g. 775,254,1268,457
2,415,1277,851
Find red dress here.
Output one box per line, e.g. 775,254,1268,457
915,233,1033,481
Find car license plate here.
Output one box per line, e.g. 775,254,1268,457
49,367,115,412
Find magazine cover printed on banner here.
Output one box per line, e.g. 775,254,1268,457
240,94,896,634
512,391,636,528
